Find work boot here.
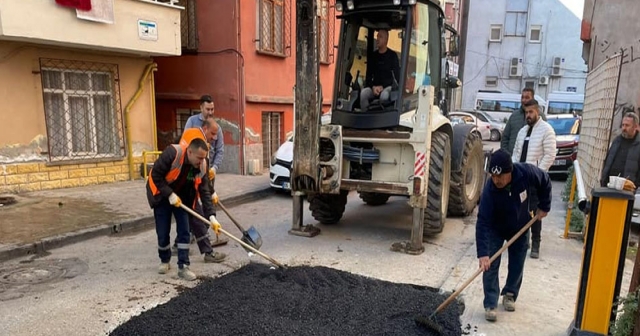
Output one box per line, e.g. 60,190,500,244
530,240,540,259
204,251,227,263
178,266,197,281
158,263,170,274
502,293,516,311
485,308,497,322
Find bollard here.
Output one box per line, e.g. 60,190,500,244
569,187,634,336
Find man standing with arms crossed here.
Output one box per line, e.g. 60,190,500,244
511,99,556,259
600,112,640,189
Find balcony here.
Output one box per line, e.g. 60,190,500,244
0,0,182,56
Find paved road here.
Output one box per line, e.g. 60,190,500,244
0,191,478,336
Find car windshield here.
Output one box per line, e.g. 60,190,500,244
547,118,580,135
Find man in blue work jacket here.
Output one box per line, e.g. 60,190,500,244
476,149,552,322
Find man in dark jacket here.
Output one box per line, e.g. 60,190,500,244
146,138,221,281
600,112,640,188
476,149,552,322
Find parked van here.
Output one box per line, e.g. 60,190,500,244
547,91,584,119
474,91,547,123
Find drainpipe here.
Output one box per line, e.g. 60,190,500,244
125,62,158,180
149,65,159,151
237,0,246,175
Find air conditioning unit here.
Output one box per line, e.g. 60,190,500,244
551,57,564,77
539,76,549,85
509,57,523,77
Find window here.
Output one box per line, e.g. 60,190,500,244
175,109,200,137
485,76,498,87
177,0,198,51
257,0,291,57
318,0,334,64
490,25,502,42
525,80,535,89
40,59,124,162
529,25,541,43
262,112,282,169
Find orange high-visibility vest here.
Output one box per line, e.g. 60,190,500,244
148,144,206,206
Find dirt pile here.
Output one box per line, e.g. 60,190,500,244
109,263,462,336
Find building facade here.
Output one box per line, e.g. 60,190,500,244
0,0,182,194
460,0,587,110
581,0,640,129
153,0,339,175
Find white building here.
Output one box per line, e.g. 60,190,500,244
460,0,587,110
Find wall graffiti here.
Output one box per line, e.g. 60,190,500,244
600,38,640,65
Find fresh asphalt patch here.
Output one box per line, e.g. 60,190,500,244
109,263,462,336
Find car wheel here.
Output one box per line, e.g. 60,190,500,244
490,129,501,141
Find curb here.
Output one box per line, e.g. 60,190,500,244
0,187,274,263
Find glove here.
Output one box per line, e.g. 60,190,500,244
209,215,221,235
169,193,182,207
208,167,216,180
211,192,219,205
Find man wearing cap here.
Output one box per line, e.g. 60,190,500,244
185,95,225,175
476,149,552,322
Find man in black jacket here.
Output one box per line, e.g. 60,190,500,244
359,29,400,111
600,112,640,188
476,149,552,322
146,138,221,281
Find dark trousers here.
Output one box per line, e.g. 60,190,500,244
482,230,529,309
528,185,542,243
172,201,214,255
154,199,190,268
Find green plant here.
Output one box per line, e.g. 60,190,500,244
560,166,585,232
611,287,640,336
562,166,575,203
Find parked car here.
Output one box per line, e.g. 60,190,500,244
547,117,581,178
467,110,506,141
269,113,332,191
448,116,484,140
449,111,492,141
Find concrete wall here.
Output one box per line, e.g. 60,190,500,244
461,0,587,109
582,0,640,130
0,41,155,193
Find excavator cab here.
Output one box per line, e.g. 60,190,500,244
331,0,456,130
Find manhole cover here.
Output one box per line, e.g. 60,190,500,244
0,266,66,285
0,196,16,207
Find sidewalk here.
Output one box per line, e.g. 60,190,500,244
0,173,272,262
439,180,634,335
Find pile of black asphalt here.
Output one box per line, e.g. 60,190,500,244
109,263,462,336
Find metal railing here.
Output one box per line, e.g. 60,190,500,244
564,160,590,239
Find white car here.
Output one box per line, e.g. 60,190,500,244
269,113,332,191
449,111,492,141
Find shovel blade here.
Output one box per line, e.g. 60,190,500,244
240,226,262,251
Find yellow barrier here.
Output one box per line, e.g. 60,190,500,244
142,150,163,180
564,173,577,239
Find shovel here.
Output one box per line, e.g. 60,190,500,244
217,200,263,251
179,203,286,269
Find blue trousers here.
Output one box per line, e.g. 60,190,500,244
154,199,191,269
482,230,529,309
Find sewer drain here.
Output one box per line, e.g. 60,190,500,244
0,196,16,207
0,266,66,285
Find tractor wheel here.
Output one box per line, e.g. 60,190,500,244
424,131,451,237
359,192,390,206
308,190,349,225
448,131,484,216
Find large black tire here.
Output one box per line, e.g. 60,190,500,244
308,190,349,225
359,192,390,206
424,131,451,237
448,131,484,216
